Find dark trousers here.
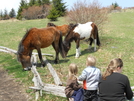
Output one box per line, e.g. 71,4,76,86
71,88,84,101
83,89,98,101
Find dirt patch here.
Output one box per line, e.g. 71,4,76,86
0,68,29,101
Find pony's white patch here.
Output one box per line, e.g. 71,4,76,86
78,47,81,55
24,68,29,71
94,39,97,51
73,22,93,39
75,48,81,58
88,39,97,51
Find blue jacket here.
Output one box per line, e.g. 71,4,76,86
79,66,101,90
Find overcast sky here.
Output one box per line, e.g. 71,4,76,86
0,0,133,13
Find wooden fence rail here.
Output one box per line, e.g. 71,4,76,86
0,46,134,101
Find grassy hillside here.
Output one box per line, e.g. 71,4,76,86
0,11,134,101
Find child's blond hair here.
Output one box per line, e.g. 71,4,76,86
68,63,78,80
86,56,96,66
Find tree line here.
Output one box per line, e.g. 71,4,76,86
17,0,67,20
0,0,66,21
0,8,16,20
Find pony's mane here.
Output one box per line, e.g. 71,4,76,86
17,28,32,54
65,23,78,37
47,22,56,27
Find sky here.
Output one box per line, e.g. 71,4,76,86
0,0,133,13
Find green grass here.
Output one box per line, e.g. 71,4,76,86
0,11,134,101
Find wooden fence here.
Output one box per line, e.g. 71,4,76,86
0,46,134,101
0,46,66,100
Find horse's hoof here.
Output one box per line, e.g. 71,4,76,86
54,61,58,64
23,67,31,71
42,64,46,67
33,63,37,66
54,60,59,64
75,56,79,59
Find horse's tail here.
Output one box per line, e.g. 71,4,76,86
95,25,101,46
59,31,66,58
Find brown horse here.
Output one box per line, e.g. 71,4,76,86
17,27,66,70
63,22,101,58
47,23,73,36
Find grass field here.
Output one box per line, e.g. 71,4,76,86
0,10,134,101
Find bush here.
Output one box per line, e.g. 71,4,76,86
66,0,109,31
21,5,50,20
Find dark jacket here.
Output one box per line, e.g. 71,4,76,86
99,73,133,101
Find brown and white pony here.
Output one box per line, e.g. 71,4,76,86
63,22,101,58
47,22,74,36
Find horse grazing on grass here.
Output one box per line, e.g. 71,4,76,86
47,22,73,36
63,22,101,58
17,27,66,70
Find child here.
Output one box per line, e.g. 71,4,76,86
65,63,83,101
78,56,101,101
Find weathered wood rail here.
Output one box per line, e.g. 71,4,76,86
29,54,66,100
0,46,134,101
0,46,66,100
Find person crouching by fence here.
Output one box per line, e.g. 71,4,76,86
78,56,101,101
65,63,83,101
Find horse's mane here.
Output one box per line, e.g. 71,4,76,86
17,28,32,54
65,23,78,37
47,22,56,27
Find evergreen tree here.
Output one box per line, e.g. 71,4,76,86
47,0,66,21
3,9,9,19
112,2,119,9
37,0,42,6
0,10,3,20
52,0,66,17
42,0,50,5
16,0,27,20
29,0,36,6
47,6,59,21
9,8,16,18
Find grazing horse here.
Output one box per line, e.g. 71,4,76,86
17,27,66,70
47,23,73,36
63,22,101,58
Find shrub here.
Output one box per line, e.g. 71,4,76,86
66,0,109,32
21,4,50,20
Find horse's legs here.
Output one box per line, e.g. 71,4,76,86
78,47,81,55
88,37,96,51
29,50,33,57
94,39,97,51
52,42,59,64
37,48,46,67
88,37,93,49
75,39,80,58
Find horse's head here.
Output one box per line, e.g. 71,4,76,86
63,41,71,56
17,53,32,71
68,23,78,30
47,22,56,27
17,43,32,71
63,23,78,56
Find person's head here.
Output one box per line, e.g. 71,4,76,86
86,56,96,67
68,63,78,79
103,58,123,80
